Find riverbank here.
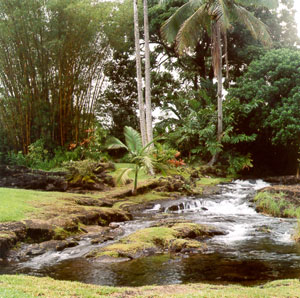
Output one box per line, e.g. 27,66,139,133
253,181,300,241
2,179,300,290
1,275,300,298
0,169,229,259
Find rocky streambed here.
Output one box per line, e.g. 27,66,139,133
1,179,300,287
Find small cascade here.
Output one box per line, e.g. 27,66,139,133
16,219,153,271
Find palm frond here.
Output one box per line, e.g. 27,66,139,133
217,0,231,30
176,3,209,54
140,156,154,172
234,0,278,9
140,135,161,154
124,126,143,155
232,4,272,46
161,0,199,44
115,167,133,186
141,155,154,171
106,137,128,150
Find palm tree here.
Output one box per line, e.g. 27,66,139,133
107,126,154,195
133,0,147,146
144,0,153,146
161,0,278,164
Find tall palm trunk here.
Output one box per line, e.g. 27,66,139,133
143,0,153,145
209,21,223,166
133,0,147,146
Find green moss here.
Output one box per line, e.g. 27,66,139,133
98,218,108,226
170,239,204,252
53,227,72,240
126,227,176,245
94,223,208,259
97,242,154,258
96,250,120,258
172,223,212,238
197,177,230,186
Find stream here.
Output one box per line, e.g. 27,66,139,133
1,179,300,286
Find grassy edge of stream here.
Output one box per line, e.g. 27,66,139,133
1,275,300,298
253,188,300,241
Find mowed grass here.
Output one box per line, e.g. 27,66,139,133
1,275,300,298
0,188,79,222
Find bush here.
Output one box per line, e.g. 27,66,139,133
5,125,111,171
225,153,253,176
152,143,180,174
64,159,98,186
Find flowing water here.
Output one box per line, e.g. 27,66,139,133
1,179,300,286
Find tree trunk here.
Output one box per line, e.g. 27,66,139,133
208,21,223,166
143,0,153,146
133,0,147,146
132,165,139,195
216,24,223,143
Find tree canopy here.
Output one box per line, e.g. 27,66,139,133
0,0,300,176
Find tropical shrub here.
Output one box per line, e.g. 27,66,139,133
107,126,155,195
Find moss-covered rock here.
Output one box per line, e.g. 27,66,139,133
88,222,215,262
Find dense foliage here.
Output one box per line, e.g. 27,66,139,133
227,48,300,174
0,0,299,175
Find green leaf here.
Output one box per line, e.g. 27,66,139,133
106,137,128,150
115,167,133,186
124,126,143,155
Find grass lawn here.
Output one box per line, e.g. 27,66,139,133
0,275,300,298
0,188,93,222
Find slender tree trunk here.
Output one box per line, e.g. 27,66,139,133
133,165,139,195
133,0,147,146
208,21,223,166
143,0,153,145
216,25,223,142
